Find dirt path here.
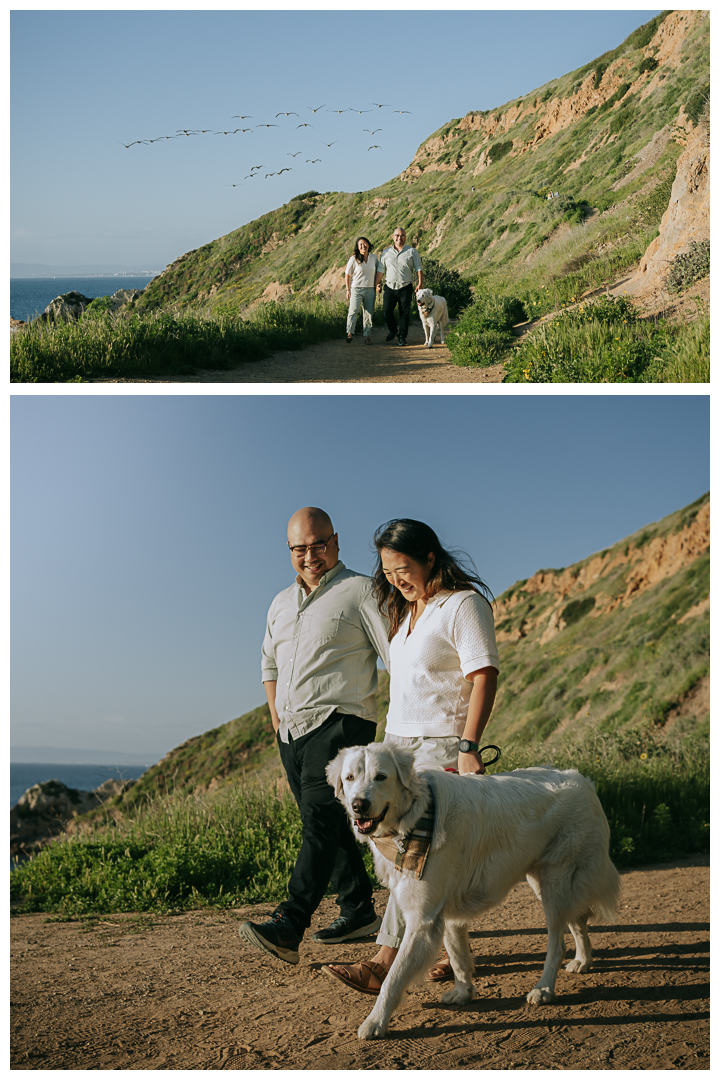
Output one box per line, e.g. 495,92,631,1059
10,856,708,1069
90,320,506,384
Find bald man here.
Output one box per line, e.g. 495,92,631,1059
239,507,390,967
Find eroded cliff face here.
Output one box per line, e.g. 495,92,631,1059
625,110,709,295
400,11,705,182
495,499,709,645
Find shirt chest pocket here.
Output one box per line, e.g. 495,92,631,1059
305,608,344,646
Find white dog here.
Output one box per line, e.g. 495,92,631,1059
326,743,620,1041
415,288,450,347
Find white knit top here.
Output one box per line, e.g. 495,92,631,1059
384,589,499,739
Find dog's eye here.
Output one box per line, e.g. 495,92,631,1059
374,773,387,781
345,773,354,782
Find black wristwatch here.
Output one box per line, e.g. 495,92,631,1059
458,738,479,754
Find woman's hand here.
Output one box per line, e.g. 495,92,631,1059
458,750,485,775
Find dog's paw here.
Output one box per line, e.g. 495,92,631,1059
441,984,476,1006
565,958,592,974
357,1017,387,1041
526,986,556,1005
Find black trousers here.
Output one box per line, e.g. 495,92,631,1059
276,711,376,936
383,283,413,339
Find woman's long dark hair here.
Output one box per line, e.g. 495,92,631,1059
353,237,373,263
372,519,494,640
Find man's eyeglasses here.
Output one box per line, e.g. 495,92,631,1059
288,534,335,557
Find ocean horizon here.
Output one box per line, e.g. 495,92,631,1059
10,275,156,324
10,762,151,808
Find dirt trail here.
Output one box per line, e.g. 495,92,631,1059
10,856,708,1070
90,320,506,384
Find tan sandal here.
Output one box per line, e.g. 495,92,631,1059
321,960,387,996
427,959,454,982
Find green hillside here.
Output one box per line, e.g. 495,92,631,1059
137,11,708,313
107,492,708,811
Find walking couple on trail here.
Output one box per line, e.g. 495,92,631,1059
239,505,499,997
344,227,423,346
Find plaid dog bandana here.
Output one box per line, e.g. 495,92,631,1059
370,791,435,879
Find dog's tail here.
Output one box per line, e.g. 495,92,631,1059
589,856,621,925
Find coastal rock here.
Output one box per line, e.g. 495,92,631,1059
10,317,27,335
10,777,135,860
38,291,93,323
108,288,144,311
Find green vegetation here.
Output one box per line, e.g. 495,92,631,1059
503,295,708,383
666,239,710,293
10,299,346,383
10,725,708,916
445,294,525,366
419,257,473,317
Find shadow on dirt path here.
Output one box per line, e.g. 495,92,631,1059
11,856,709,1069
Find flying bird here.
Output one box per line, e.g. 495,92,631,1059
363,129,382,135
372,103,390,108
238,128,253,133
306,158,322,163
330,109,348,114
321,141,337,147
265,172,276,177
277,167,292,174
250,164,264,170
296,123,314,128
394,109,412,114
120,140,147,148
304,104,325,113
232,115,253,119
367,145,381,151
244,174,257,179
288,151,302,157
226,183,242,187
256,123,279,128
276,111,299,117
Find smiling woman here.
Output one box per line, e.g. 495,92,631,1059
323,517,500,994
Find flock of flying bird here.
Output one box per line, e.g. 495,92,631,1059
120,103,412,186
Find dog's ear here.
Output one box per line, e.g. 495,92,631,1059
388,745,417,791
326,748,348,798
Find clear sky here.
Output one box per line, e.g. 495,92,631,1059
11,393,709,760
11,8,659,269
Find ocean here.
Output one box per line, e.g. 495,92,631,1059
10,762,150,808
10,276,156,324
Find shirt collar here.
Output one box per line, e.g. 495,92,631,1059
296,559,346,594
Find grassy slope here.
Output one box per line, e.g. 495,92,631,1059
136,11,708,313
104,493,708,811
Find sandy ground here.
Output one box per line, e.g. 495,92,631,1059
88,319,506,385
10,855,708,1070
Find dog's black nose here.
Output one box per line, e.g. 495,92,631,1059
351,797,370,815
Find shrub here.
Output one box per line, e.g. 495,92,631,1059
487,140,514,165
665,240,710,293
639,56,659,75
562,596,597,626
418,258,473,317
446,292,524,367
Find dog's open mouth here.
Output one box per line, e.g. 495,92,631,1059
354,804,389,835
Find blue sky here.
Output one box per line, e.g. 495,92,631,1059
11,8,659,269
11,394,709,760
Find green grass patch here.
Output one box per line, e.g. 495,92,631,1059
11,299,346,383
10,726,708,916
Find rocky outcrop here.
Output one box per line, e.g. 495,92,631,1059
625,111,709,296
10,777,135,860
38,291,93,323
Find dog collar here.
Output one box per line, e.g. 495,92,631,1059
370,791,435,879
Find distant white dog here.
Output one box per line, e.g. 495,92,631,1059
326,743,620,1041
415,288,449,347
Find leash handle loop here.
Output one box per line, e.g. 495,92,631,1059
479,744,501,767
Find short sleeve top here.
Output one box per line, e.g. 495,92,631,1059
345,252,382,289
384,589,499,739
